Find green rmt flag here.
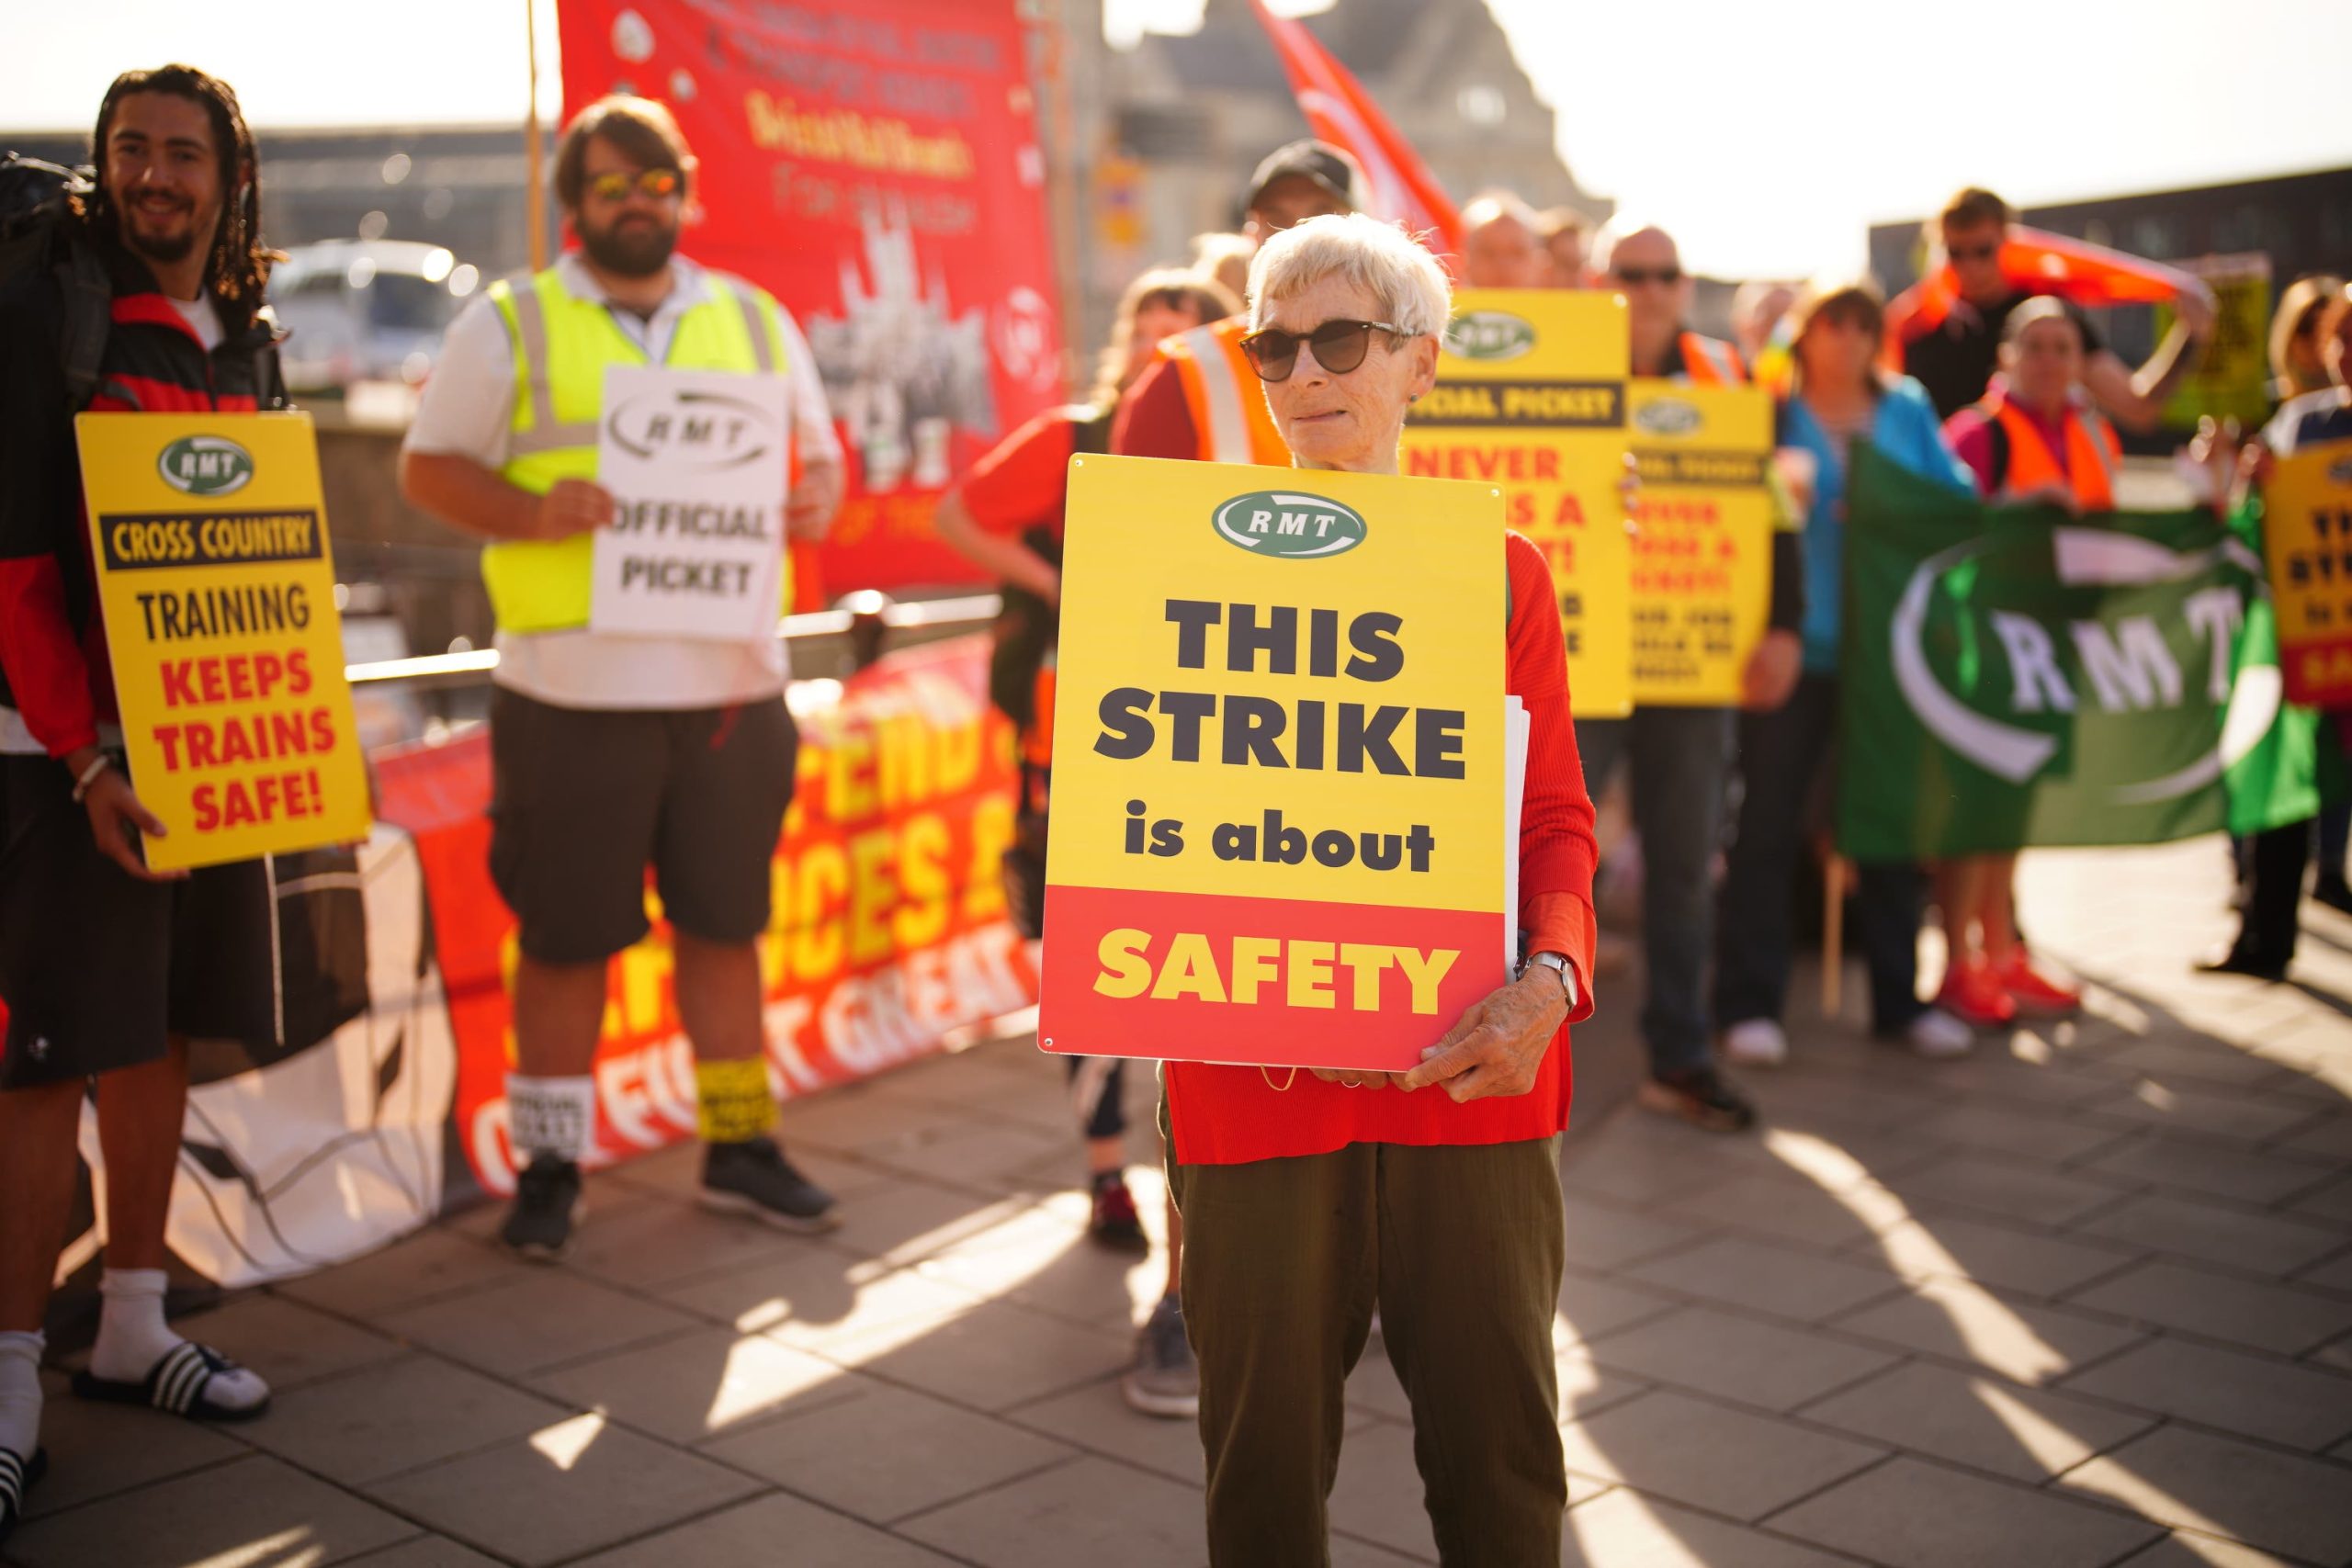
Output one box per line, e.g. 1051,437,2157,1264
1838,446,2324,860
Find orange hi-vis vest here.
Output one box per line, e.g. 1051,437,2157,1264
1677,331,1747,387
1165,316,1293,466
1986,389,2120,512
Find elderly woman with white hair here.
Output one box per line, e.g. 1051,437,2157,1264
1160,212,1599,1565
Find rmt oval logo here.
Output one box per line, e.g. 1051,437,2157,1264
157,435,255,497
605,389,778,470
1634,397,1704,437
1445,310,1536,363
1212,491,1367,558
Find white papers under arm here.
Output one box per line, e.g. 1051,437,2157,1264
1504,695,1530,972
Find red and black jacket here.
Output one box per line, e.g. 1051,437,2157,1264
0,233,285,759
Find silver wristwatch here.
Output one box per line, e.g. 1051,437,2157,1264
1526,950,1577,1007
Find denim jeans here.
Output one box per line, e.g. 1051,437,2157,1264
1713,673,1929,1035
1575,706,1731,1075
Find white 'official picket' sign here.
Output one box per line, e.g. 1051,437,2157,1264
590,366,790,642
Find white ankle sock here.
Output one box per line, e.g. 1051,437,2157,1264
89,1269,267,1415
507,1074,597,1165
0,1331,41,1460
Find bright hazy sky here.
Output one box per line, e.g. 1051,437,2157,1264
9,0,2347,277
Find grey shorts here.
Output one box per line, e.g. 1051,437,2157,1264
487,689,797,964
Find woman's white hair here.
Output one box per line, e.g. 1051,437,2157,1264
1247,212,1451,339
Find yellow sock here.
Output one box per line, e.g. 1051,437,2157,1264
695,1057,776,1144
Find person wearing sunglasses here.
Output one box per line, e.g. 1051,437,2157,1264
1901,186,2211,426
1112,140,1367,467
1595,218,1747,387
400,95,847,1258
932,264,1237,1422
1167,211,1600,1566
1580,219,1804,1134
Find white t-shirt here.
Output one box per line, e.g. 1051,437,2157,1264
172,294,225,352
403,254,843,711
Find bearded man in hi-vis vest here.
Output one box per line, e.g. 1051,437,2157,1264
400,95,847,1258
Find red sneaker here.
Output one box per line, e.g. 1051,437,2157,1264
1087,1173,1148,1254
1938,955,2018,1030
1996,948,2082,1015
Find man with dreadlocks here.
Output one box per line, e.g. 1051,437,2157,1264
0,64,284,1540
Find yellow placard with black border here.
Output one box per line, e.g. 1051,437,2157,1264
1404,288,1631,716
74,412,372,871
1623,380,1775,706
1038,454,1508,1072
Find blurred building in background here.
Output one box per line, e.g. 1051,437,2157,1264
6,0,1600,392
1069,0,1606,351
17,2,2339,637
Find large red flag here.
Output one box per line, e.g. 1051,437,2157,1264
1885,224,2216,368
1246,0,1462,257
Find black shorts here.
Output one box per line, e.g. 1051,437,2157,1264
0,753,277,1089
488,689,798,964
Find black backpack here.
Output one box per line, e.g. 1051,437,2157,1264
0,152,115,411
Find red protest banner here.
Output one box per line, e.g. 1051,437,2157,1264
5,635,1040,1295
378,634,1038,1195
558,0,1068,599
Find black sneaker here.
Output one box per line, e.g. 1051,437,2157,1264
2196,944,2290,981
501,1154,581,1261
1121,1294,1199,1419
1087,1171,1149,1253
700,1137,839,1233
1636,1066,1757,1134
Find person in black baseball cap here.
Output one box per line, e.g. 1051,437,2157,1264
1241,139,1367,236
1114,140,1368,465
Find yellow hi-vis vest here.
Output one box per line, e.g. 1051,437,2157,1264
482,265,797,634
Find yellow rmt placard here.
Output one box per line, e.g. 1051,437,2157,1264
1623,381,1777,706
74,412,373,872
1403,288,1632,716
1039,455,1509,1073
2263,439,2352,708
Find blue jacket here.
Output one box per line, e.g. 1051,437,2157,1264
1778,375,1974,671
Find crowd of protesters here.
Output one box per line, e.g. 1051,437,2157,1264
3,52,2347,1568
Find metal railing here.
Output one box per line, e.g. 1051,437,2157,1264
345,591,1004,690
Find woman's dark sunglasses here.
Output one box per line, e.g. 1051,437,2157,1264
1238,319,1399,382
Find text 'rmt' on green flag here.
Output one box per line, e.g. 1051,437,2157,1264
1838,446,2324,861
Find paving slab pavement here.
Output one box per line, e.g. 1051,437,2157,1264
7,839,2352,1567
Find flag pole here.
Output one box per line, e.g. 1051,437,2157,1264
525,0,547,274
1821,852,1846,1021
1038,0,1086,396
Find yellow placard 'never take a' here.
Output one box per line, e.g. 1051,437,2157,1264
1404,288,1632,716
